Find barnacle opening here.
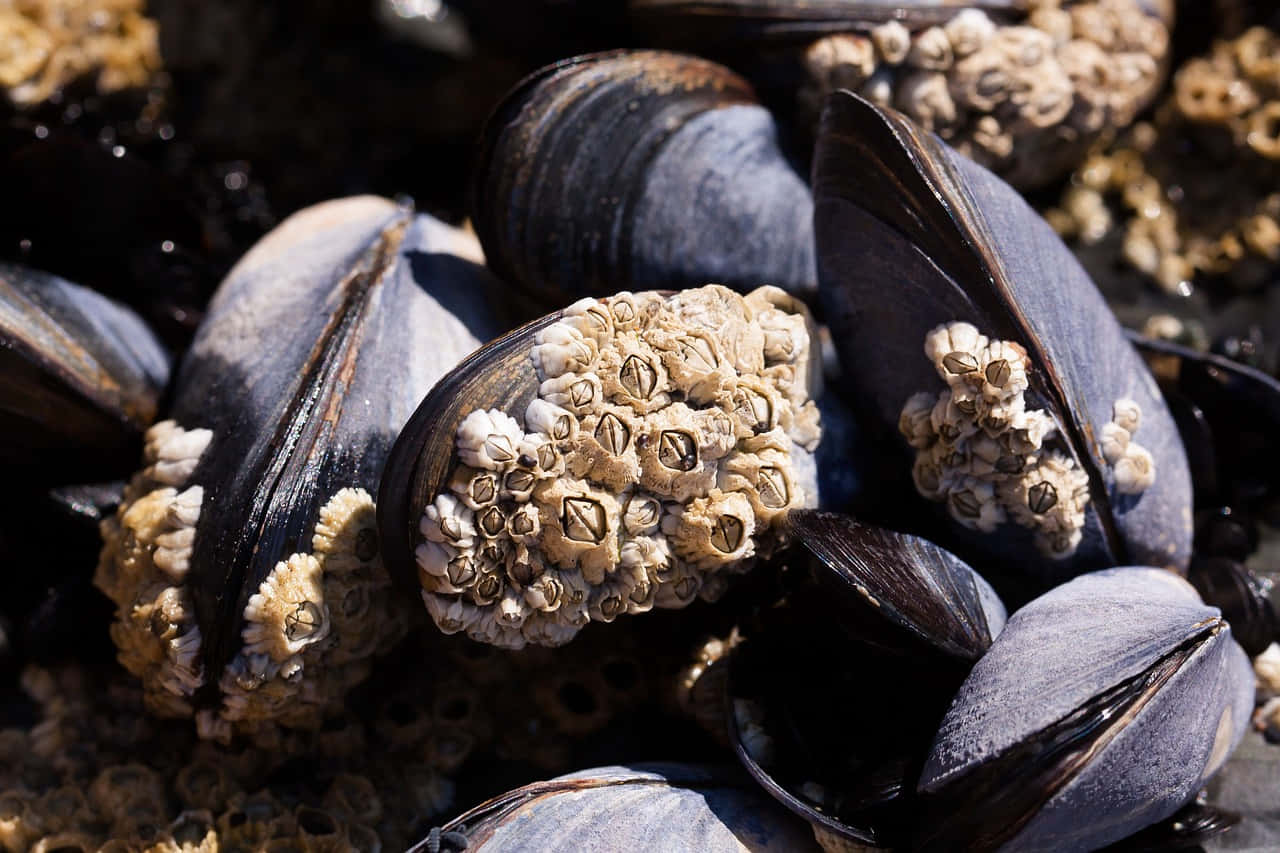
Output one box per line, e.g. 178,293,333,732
96,422,407,739
417,285,821,647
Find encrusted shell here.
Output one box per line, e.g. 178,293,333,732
814,91,1192,587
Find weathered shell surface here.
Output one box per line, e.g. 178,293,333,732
814,91,1192,587
427,763,820,851
472,51,816,302
918,566,1255,851
0,261,169,474
95,196,512,736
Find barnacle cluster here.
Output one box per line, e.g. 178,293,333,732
95,420,408,737
899,322,1091,558
0,0,161,106
1048,26,1280,292
800,0,1169,187
1101,398,1156,494
0,662,462,852
417,285,821,649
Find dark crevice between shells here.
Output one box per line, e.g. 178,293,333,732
189,215,410,710
814,92,1127,564
915,621,1222,851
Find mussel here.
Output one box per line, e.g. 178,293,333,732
630,0,1173,188
95,196,515,738
726,513,1007,847
916,566,1254,851
814,91,1193,589
417,763,820,851
0,261,169,481
471,51,817,303
378,284,824,648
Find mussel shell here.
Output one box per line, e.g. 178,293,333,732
917,567,1254,851
728,516,1006,845
1129,331,1280,512
0,262,169,478
471,50,816,303
813,91,1192,586
424,763,820,851
1189,556,1278,659
171,196,511,708
629,0,1026,44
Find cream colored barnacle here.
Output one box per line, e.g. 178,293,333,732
415,285,819,647
1102,398,1156,494
900,323,1094,558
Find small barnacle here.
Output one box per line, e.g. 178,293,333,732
924,322,988,381
947,478,1006,533
423,593,481,634
569,407,642,491
728,378,780,437
420,494,476,549
871,19,911,65
449,465,498,511
531,322,596,379
1112,398,1142,434
896,71,958,133
931,390,980,445
496,587,529,630
143,421,214,487
1005,408,1056,455
974,340,1029,401
525,398,577,442
608,292,641,328
899,391,938,449
805,33,877,92
944,8,996,58
976,393,1026,437
654,559,702,608
476,505,507,539
718,448,798,523
524,572,565,612
909,26,954,71
647,326,734,403
539,372,603,416
507,504,541,544
664,491,756,569
240,554,330,664
560,297,614,347
1100,421,1130,464
455,409,524,470
1114,444,1156,494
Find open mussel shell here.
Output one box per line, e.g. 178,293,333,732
418,764,820,851
727,515,1005,846
471,50,816,303
379,285,824,649
0,261,169,480
917,567,1255,851
814,91,1192,589
94,196,513,737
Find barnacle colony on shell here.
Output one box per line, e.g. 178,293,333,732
901,322,1156,559
415,286,821,648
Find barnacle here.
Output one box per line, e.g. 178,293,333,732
798,0,1169,188
97,424,406,738
900,322,1105,559
417,286,819,647
1101,399,1156,495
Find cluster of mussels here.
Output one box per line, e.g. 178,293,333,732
798,0,1168,187
417,287,821,649
1049,24,1280,293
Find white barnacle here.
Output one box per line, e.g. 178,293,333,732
663,491,757,570
896,71,958,133
909,25,954,70
525,398,578,443
974,339,1029,401
622,491,664,537
1100,421,1131,464
1005,409,1056,455
241,553,331,663
653,559,702,609
530,322,596,379
455,409,525,470
899,391,938,449
931,390,980,445
560,297,613,348
144,420,213,486
423,592,480,635
521,613,579,646
944,9,996,57
1112,398,1142,434
539,372,603,416
420,493,476,549
947,477,1006,533
871,19,911,65
924,322,989,382
449,465,500,511
496,587,528,630
1114,444,1156,494
524,571,565,612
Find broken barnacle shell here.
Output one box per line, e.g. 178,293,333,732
915,567,1254,851
417,764,819,851
95,196,513,737
471,51,817,303
728,512,1006,848
814,91,1192,587
379,284,822,649
0,261,169,480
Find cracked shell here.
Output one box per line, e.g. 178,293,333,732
94,196,514,737
916,567,1254,851
814,92,1192,588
